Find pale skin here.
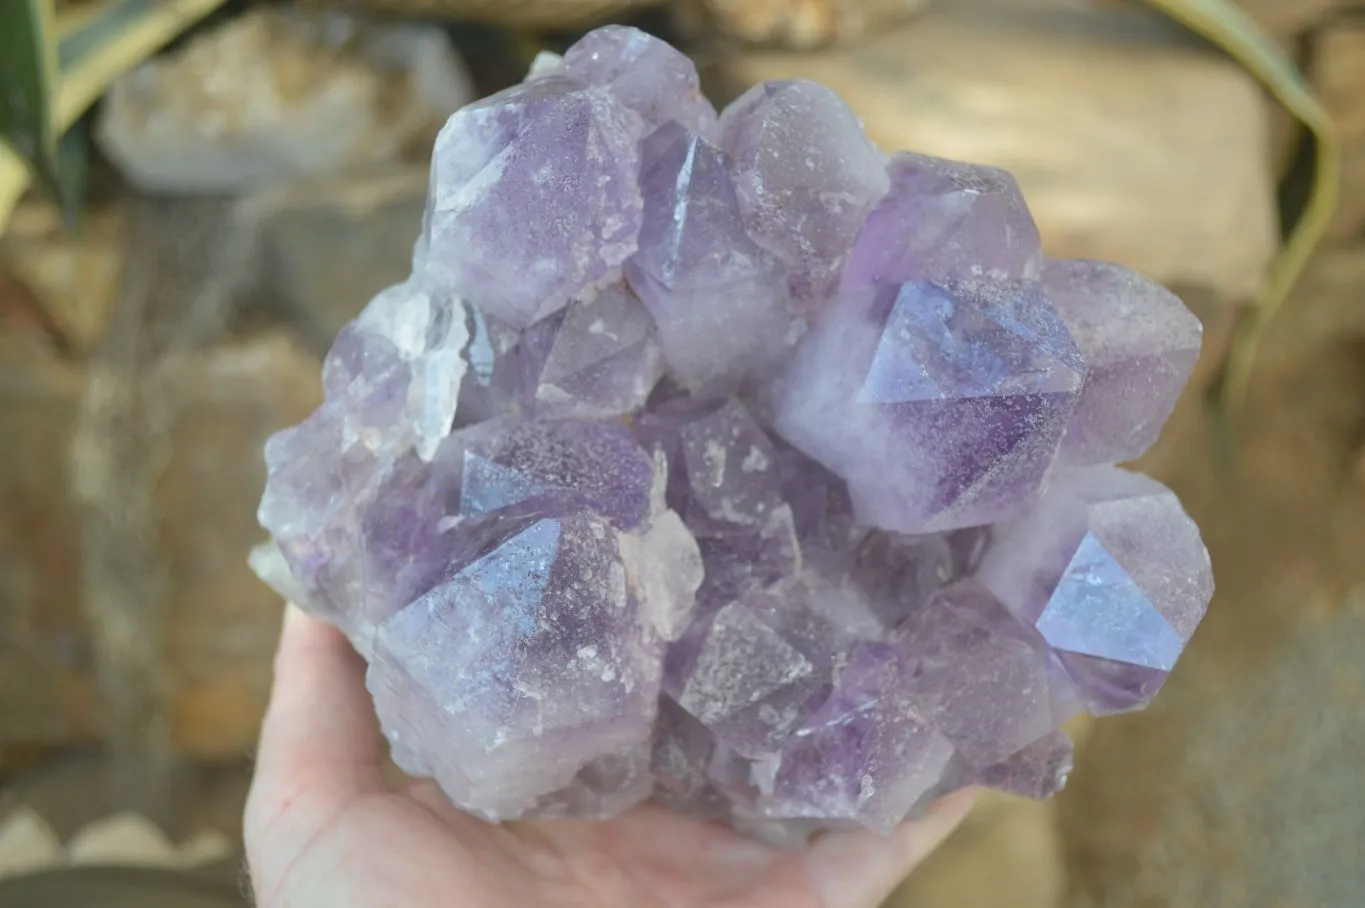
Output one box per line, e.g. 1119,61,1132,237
244,606,979,908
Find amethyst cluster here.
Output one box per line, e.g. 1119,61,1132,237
251,25,1213,842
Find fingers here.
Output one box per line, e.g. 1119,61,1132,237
802,787,980,908
244,606,386,890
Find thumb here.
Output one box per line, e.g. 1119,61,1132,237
801,787,979,908
244,606,386,901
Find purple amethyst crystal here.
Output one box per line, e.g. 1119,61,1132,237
1043,260,1204,466
893,581,1068,767
626,123,795,393
486,282,665,420
765,277,1086,534
720,80,890,310
633,397,799,608
976,466,1214,714
423,77,644,329
251,25,1213,841
841,152,1043,290
367,509,664,819
754,643,954,832
447,417,658,530
560,25,719,137
666,594,827,758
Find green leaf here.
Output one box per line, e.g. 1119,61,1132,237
1142,0,1340,412
54,118,89,229
0,0,69,207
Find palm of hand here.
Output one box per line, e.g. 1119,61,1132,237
244,609,976,908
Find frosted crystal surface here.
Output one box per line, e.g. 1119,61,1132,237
252,25,1213,841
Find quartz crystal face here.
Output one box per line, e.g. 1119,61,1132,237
560,25,719,137
720,79,890,311
841,152,1043,290
1043,260,1204,466
367,509,662,820
424,77,644,329
633,397,799,609
251,24,1213,841
976,466,1214,714
754,642,954,833
626,124,796,394
489,282,666,420
767,277,1086,534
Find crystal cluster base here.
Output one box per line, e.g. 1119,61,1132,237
251,24,1213,843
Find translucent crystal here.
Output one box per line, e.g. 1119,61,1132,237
422,77,644,328
720,80,890,310
1044,260,1204,466
841,152,1043,290
561,25,718,136
893,581,1066,767
766,277,1085,533
488,282,665,420
367,510,662,820
253,287,470,652
976,466,1214,713
625,123,795,393
449,417,658,530
754,642,954,832
633,397,800,609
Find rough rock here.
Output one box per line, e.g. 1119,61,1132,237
98,10,474,193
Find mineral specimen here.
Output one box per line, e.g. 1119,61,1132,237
251,25,1214,842
839,152,1042,290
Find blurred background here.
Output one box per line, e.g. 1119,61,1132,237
0,0,1362,905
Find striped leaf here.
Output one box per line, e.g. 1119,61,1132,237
1144,0,1340,410
0,0,230,230
0,0,65,209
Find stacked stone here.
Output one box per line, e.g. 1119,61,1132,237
250,25,1213,840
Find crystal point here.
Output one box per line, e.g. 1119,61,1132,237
562,25,718,136
490,282,666,420
977,466,1214,713
423,78,644,328
1044,259,1204,466
626,124,795,393
368,510,660,819
895,581,1062,767
843,152,1043,290
721,80,890,309
767,277,1085,533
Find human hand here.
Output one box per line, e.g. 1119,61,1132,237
244,606,978,908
